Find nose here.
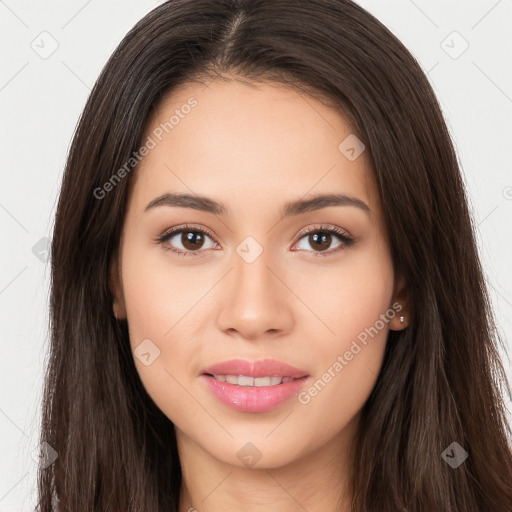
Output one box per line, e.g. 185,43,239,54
216,247,294,341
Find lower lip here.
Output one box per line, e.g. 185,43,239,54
201,374,310,413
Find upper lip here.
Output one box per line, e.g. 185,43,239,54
201,359,309,379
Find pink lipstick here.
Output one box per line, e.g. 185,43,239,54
200,358,310,413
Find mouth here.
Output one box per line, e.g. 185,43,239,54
199,359,310,413
204,374,302,386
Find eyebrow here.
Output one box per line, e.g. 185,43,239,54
144,192,371,218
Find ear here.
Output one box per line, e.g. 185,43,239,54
389,272,411,331
109,251,127,320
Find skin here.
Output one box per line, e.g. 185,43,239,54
109,76,410,512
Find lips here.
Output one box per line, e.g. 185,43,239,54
210,375,294,386
200,358,310,413
201,358,309,379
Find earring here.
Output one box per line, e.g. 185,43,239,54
399,316,404,323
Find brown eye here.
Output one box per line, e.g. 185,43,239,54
180,230,206,251
157,225,218,257
294,226,355,256
308,232,333,252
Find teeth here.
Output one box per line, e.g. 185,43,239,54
212,375,296,386
238,375,254,387
255,377,271,386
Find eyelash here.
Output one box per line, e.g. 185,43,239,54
155,223,355,258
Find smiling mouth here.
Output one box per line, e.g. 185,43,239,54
201,371,311,413
204,374,306,386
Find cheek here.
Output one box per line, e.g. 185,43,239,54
120,245,207,424
121,241,207,344
291,244,394,420
290,240,394,350
304,277,392,395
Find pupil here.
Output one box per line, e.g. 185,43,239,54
311,232,331,251
183,231,204,250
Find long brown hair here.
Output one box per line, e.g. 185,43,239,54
38,0,512,510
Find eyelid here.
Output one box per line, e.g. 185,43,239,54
157,223,218,243
157,223,353,242
294,223,353,241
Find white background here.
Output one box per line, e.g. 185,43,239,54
1,0,511,509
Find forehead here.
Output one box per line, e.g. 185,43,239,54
129,78,379,218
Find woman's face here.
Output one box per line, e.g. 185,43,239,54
110,77,408,469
